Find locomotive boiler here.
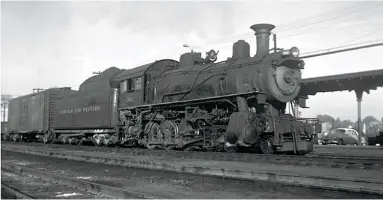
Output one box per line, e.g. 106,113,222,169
116,23,314,154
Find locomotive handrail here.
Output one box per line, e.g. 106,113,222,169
120,91,267,110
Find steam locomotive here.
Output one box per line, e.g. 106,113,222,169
4,23,320,154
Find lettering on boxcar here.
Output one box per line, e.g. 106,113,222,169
59,106,101,114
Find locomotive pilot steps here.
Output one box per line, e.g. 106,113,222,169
3,23,321,154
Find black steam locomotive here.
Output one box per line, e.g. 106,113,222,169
4,23,319,154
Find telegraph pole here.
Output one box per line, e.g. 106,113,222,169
1,102,6,122
1,95,12,122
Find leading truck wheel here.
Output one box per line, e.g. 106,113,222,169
260,135,276,154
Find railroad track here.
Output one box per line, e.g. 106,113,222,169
1,183,36,199
2,149,383,199
2,141,383,170
1,163,157,199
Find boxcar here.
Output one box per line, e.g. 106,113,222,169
7,87,74,141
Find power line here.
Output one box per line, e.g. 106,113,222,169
204,2,380,46
335,27,383,46
277,21,382,42
274,3,381,33
121,3,382,66
210,3,383,50
273,2,365,31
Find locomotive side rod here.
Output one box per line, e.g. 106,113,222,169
299,42,383,59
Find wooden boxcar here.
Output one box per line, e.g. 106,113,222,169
7,87,74,140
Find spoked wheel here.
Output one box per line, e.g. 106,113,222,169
145,122,161,149
161,120,178,148
260,134,276,154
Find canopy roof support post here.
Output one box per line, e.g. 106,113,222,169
355,89,364,145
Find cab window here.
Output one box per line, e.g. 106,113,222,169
134,77,142,91
127,79,134,91
120,76,143,93
120,80,127,93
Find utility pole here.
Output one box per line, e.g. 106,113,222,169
1,102,6,122
1,95,12,122
33,88,44,93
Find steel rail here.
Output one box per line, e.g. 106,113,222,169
1,183,36,199
1,163,158,199
3,147,383,197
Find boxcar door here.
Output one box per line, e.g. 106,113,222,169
20,98,28,131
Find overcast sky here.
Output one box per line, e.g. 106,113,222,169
1,1,383,121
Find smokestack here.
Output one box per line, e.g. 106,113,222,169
250,23,275,56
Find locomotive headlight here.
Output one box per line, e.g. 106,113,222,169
289,47,300,58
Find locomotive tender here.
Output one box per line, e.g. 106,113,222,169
5,23,318,154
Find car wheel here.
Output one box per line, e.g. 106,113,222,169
337,138,344,145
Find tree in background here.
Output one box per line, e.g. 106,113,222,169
337,119,354,129
316,114,334,124
362,116,379,126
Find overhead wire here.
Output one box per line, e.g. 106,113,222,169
132,2,370,63
274,3,381,33
272,2,365,31
205,2,379,46
124,2,383,66
334,27,383,46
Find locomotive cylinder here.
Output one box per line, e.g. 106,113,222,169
250,23,275,56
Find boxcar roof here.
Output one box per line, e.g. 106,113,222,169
8,87,72,101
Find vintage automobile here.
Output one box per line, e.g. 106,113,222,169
322,128,361,145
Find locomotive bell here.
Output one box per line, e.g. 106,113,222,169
250,23,275,56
